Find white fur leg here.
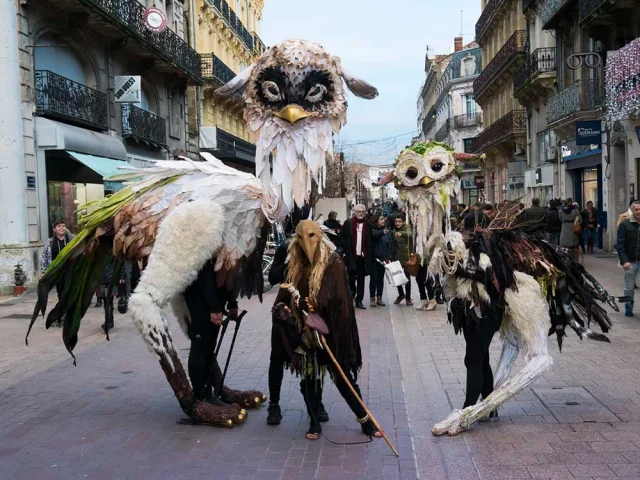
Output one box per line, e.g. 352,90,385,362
129,199,225,370
494,333,519,389
432,354,553,436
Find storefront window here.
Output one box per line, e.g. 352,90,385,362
47,181,104,234
582,168,598,207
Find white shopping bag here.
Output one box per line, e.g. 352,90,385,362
382,260,409,287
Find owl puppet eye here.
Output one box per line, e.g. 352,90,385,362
262,81,283,101
305,84,327,103
431,161,444,173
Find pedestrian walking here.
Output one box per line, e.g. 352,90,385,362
323,211,342,246
582,201,599,253
340,204,372,309
546,199,562,244
39,218,75,325
558,199,581,261
521,198,546,228
616,200,640,317
392,216,413,306
369,213,394,308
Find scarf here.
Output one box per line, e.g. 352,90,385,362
351,217,367,258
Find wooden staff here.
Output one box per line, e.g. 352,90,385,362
281,283,399,457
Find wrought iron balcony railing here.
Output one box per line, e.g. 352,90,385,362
434,120,450,142
470,109,526,153
522,0,537,10
253,32,266,56
475,0,509,41
453,112,483,128
473,31,526,100
215,127,257,163
82,0,201,83
211,0,254,52
579,0,608,24
546,80,604,125
35,70,108,130
540,0,574,29
121,104,167,146
514,47,556,93
201,54,237,85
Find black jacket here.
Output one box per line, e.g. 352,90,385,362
184,260,237,314
340,218,372,275
546,208,561,234
268,243,288,285
616,219,640,265
370,225,395,261
522,205,546,226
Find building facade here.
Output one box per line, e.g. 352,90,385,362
472,0,527,204
194,0,265,173
417,51,448,142
432,39,484,205
0,0,200,292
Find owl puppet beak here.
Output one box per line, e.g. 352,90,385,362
419,176,435,188
275,104,312,124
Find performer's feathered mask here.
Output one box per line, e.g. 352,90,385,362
215,39,378,215
378,141,483,259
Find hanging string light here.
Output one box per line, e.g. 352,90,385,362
605,37,640,121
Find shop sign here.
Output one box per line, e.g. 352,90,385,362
143,7,167,33
490,171,495,185
26,175,36,189
576,121,601,145
474,176,485,188
115,76,141,103
535,168,541,185
461,180,476,189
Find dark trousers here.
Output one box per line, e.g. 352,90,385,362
461,309,502,408
369,261,385,297
187,301,220,400
417,266,441,301
269,357,285,405
396,267,412,299
349,256,366,303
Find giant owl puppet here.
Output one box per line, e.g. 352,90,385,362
28,39,378,428
380,141,620,435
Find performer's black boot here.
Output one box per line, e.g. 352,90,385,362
300,378,322,439
317,401,329,423
266,404,282,425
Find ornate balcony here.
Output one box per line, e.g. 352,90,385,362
210,0,254,52
434,120,450,142
470,109,526,154
514,47,556,97
121,104,167,146
201,54,236,85
546,80,604,126
214,128,256,164
81,0,201,83
522,0,536,10
579,0,635,26
605,38,640,121
253,33,266,56
540,0,575,30
453,112,483,128
35,70,108,130
475,0,509,42
473,30,526,102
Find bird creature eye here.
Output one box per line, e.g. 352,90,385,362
406,167,419,180
431,161,444,173
262,81,283,102
305,84,327,103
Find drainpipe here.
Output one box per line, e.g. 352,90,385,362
190,0,202,154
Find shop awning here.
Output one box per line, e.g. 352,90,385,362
65,151,131,191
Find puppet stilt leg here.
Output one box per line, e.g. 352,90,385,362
130,291,245,427
432,352,552,436
493,333,519,389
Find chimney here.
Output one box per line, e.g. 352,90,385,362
454,37,463,52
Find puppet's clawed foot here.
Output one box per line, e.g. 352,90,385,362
431,409,467,436
192,401,247,427
220,386,267,408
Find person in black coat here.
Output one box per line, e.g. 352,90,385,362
340,204,373,309
184,259,239,405
546,199,562,245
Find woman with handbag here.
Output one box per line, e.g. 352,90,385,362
369,214,395,307
559,199,581,261
392,216,414,306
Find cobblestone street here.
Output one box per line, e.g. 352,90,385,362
1,254,639,479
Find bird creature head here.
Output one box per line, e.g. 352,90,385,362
378,141,484,259
215,39,378,217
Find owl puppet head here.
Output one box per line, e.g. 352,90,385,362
215,39,378,218
379,141,483,259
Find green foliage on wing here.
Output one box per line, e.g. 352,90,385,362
408,141,454,156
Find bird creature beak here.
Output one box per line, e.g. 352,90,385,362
275,104,312,124
419,176,435,188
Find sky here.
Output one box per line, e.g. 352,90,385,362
261,0,481,165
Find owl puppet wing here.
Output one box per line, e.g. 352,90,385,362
27,153,270,360
382,141,618,348
215,39,379,218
